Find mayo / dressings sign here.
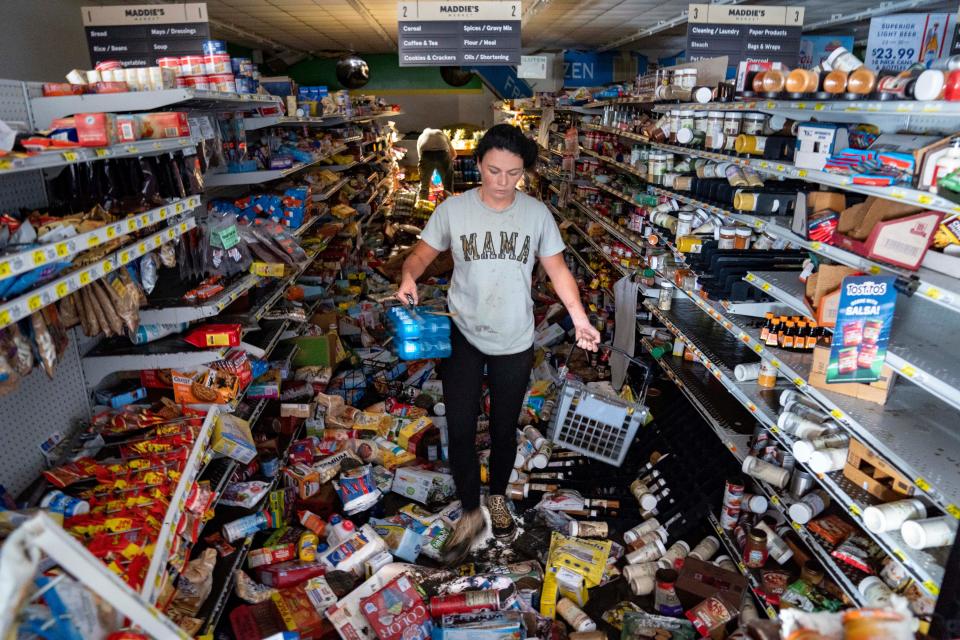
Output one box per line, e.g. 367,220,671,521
865,13,957,72
826,276,897,384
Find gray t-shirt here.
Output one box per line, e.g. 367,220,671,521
420,188,565,355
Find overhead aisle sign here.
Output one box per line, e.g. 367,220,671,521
81,3,210,68
397,1,521,67
685,4,804,67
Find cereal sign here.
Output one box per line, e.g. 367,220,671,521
827,276,897,384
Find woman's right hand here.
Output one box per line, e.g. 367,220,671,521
396,276,418,306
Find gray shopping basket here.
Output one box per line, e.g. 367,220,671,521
546,344,650,467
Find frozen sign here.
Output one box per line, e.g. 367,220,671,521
397,1,521,67
865,13,956,72
826,276,897,384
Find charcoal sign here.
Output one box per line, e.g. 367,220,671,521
685,4,804,67
82,2,211,68
397,2,522,67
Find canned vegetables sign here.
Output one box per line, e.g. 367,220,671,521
826,276,897,384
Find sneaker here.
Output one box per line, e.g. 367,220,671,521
442,508,485,566
487,494,517,540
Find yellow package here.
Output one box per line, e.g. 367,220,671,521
546,531,611,588
398,416,433,451
539,570,559,618
353,411,385,434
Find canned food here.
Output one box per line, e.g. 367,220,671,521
157,57,182,73
182,75,211,91
208,73,237,93
205,53,232,75
95,60,122,71
429,590,500,616
41,489,90,517
180,55,207,76
203,40,228,55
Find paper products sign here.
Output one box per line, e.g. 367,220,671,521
826,276,897,384
865,13,956,72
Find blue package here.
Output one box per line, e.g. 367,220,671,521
1,262,68,299
827,275,897,384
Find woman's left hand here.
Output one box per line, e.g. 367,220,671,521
573,316,602,351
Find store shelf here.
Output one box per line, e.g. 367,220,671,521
0,196,200,284
326,152,375,172
743,270,960,412
141,406,220,603
640,336,753,459
676,284,960,519
594,180,646,207
555,207,629,280
82,334,227,388
584,123,648,144
204,144,348,187
571,199,644,255
244,111,402,132
583,95,654,109
31,89,280,128
645,139,960,231
648,185,960,317
706,513,779,619
643,299,870,604
138,215,323,325
0,137,197,175
0,216,196,332
647,294,953,597
313,176,350,202
580,148,649,181
651,99,960,122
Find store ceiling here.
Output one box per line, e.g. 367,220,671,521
144,0,960,58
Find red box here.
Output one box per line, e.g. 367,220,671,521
834,211,944,270
256,560,326,589
138,112,190,139
247,527,301,569
360,575,432,640
73,113,119,147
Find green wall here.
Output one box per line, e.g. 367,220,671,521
288,53,483,94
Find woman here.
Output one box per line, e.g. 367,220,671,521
397,124,601,564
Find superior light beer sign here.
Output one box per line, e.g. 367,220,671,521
397,1,521,67
686,4,804,67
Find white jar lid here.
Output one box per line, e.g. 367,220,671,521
791,439,816,463
788,501,814,524
914,69,945,101
640,493,659,511
900,519,927,549
862,505,887,533
630,575,655,595
747,494,768,513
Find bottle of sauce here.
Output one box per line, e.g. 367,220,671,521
743,528,768,568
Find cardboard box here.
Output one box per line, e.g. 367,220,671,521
843,438,916,501
137,111,190,139
795,124,849,171
211,414,257,464
835,198,943,270
808,345,896,405
675,557,747,609
247,527,300,568
281,403,315,418
804,264,857,327
360,574,432,640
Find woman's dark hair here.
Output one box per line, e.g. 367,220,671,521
475,123,538,170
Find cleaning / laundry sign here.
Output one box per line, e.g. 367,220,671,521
397,1,521,66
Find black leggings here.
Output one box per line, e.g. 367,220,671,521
439,323,534,511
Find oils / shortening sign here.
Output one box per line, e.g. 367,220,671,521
397,1,521,67
685,4,804,67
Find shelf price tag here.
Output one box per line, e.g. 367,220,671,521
923,580,940,596
55,282,68,298
893,549,906,561
770,494,780,505
62,151,79,162
79,271,91,285
946,504,960,520
900,365,917,378
761,282,771,291
95,148,110,158
28,295,42,311
753,344,763,353
55,243,69,257
869,265,882,274
848,504,862,517
830,409,843,420
128,219,138,232
32,251,46,266
0,309,11,326
105,226,116,239
915,477,932,492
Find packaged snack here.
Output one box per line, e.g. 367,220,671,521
211,414,257,463
184,323,242,348
359,574,432,640
234,570,277,604
219,481,271,508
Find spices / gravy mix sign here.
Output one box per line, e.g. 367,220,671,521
686,4,804,67
81,3,210,68
827,276,897,384
397,2,521,67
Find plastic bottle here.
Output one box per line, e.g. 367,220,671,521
397,338,452,360
557,598,596,631
863,499,927,533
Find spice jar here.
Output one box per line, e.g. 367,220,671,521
742,113,767,135
722,112,742,137
734,227,752,249
705,111,725,148
676,212,694,239
654,568,683,616
668,110,681,143
718,226,737,249
743,527,768,568
658,283,674,311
